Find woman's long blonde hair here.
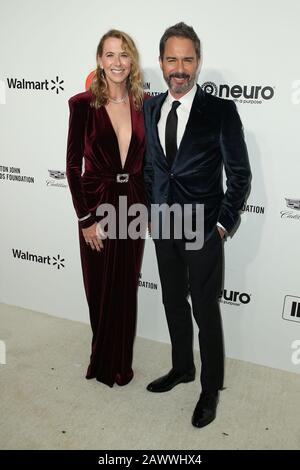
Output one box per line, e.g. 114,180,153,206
90,29,143,110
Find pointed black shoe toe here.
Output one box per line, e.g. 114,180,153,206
147,367,196,393
192,391,219,428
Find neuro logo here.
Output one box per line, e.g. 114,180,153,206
220,289,251,306
201,81,275,103
202,81,218,95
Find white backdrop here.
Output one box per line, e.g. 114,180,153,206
1,0,300,374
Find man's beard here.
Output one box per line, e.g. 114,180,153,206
165,72,195,94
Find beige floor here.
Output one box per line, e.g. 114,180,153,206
0,303,299,450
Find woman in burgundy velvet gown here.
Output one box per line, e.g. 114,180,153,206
66,30,147,387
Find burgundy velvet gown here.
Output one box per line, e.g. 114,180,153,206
66,90,146,387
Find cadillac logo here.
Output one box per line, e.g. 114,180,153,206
48,170,66,180
285,198,300,210
46,169,67,188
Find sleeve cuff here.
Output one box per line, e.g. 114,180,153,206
78,213,92,222
78,214,96,229
217,222,227,233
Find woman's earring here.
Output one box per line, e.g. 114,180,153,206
98,65,104,77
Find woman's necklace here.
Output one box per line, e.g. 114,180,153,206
108,93,128,104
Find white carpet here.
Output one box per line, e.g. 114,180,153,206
0,303,299,450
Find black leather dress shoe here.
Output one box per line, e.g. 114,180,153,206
147,367,196,393
192,391,219,428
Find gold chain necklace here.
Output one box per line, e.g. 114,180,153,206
108,93,128,104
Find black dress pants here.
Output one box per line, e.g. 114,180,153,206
154,228,224,392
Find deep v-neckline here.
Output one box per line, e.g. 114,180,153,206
103,99,133,170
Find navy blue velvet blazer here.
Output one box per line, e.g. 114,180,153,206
143,85,251,239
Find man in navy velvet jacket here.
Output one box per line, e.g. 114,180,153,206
143,22,251,428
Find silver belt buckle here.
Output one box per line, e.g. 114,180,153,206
116,173,129,183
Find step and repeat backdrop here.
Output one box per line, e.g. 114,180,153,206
1,0,299,374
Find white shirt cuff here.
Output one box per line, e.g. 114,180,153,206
217,222,227,233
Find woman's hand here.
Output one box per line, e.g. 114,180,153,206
82,223,103,252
